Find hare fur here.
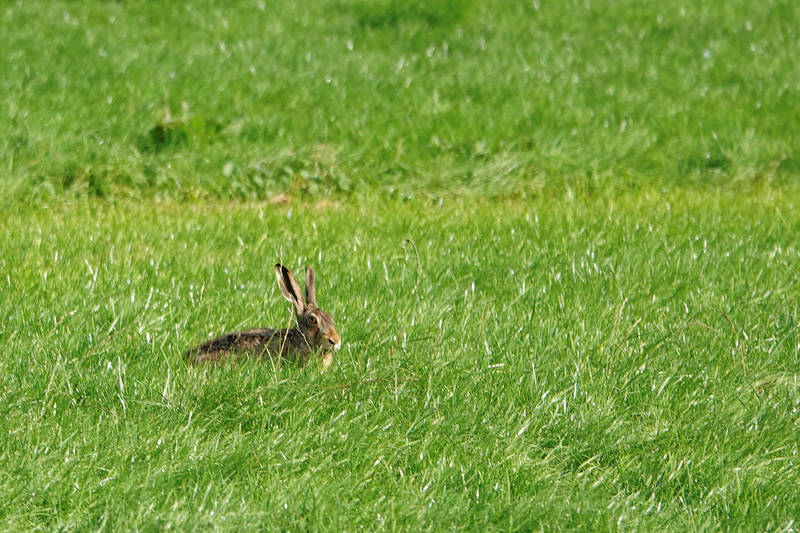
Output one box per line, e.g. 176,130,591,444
186,264,340,367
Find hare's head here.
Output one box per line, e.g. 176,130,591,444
275,264,341,351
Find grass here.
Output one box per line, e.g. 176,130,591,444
2,188,799,530
2,0,799,200
2,0,800,530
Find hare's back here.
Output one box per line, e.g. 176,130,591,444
186,328,281,364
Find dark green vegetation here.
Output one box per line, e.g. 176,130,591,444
1,0,799,530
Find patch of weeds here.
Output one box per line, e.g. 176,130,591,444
138,103,224,153
57,162,111,197
142,121,189,152
776,155,800,176
352,0,470,30
430,138,495,161
231,147,354,198
677,149,731,176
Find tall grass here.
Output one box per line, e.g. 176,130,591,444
2,189,799,530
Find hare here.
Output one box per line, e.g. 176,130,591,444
186,264,341,368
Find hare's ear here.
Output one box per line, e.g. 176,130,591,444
275,264,305,316
305,266,317,307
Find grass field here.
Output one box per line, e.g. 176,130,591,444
2,0,800,531
3,0,800,200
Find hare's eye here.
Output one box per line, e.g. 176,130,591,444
308,316,317,325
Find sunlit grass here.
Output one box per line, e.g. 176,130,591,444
2,187,799,530
1,0,799,200
2,0,800,530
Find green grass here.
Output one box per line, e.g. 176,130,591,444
2,189,799,530
2,0,800,530
2,0,799,200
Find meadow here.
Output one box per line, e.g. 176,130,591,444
1,0,799,530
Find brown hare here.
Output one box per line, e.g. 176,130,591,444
186,264,340,369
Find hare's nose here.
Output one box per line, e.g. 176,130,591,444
328,336,342,351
